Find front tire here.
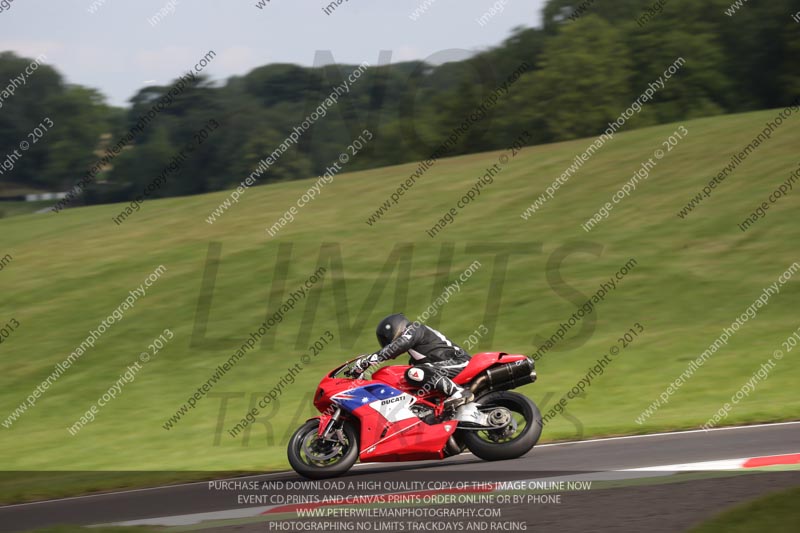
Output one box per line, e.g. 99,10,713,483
287,419,359,479
463,391,542,461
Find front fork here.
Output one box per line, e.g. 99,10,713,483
317,407,345,443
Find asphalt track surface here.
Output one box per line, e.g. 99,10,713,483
1,421,799,532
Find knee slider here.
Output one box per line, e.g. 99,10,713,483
406,366,427,383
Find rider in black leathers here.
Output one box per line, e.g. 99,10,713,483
352,313,474,408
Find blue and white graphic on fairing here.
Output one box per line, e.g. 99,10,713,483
369,392,419,422
332,384,417,421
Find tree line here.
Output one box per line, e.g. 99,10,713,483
0,0,797,206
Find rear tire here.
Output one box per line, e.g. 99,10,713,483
463,391,542,461
287,420,359,479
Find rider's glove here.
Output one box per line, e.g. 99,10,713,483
353,353,381,375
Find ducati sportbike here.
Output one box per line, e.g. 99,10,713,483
287,352,542,478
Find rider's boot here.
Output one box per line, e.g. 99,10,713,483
435,376,474,409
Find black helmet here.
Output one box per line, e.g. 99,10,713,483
376,313,411,347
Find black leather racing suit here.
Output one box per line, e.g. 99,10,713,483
372,323,471,396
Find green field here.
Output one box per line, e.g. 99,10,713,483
1,109,798,498
0,201,54,219
690,486,800,533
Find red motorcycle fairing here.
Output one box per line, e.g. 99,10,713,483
323,381,456,462
368,365,409,391
310,352,529,463
370,352,528,388
315,412,334,437
453,352,528,384
289,350,540,478
355,407,456,462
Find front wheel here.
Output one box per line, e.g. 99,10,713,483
287,419,359,479
462,391,542,461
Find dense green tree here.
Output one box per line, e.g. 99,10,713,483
2,0,798,207
0,53,63,190
526,16,634,139
42,86,113,189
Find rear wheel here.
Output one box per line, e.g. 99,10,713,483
287,420,359,479
462,391,542,461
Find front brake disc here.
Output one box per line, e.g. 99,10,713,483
303,433,343,461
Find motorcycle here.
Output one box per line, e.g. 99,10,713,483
287,352,542,479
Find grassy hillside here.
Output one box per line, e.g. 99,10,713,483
690,486,800,533
1,109,798,482
0,200,54,219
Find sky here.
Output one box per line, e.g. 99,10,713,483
0,0,546,107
